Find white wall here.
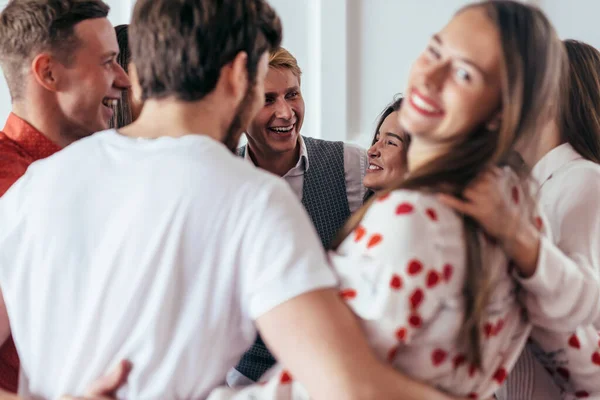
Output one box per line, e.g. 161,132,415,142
0,0,599,146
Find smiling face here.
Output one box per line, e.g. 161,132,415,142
245,66,305,156
55,18,131,138
399,7,503,147
363,110,409,191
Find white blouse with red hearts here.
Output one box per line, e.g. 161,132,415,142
210,189,537,399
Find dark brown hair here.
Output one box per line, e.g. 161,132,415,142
108,24,132,129
560,40,600,164
335,0,566,368
0,0,110,101
363,95,409,202
129,0,282,102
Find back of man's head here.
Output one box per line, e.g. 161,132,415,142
130,0,283,103
0,0,110,102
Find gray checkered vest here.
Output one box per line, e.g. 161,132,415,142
235,136,351,381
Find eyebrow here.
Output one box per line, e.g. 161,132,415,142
100,51,118,60
386,133,404,141
432,34,488,79
265,86,300,97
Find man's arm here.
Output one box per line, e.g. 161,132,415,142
258,288,457,400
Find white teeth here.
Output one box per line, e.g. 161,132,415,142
369,164,382,170
411,93,440,113
103,99,118,107
270,125,293,133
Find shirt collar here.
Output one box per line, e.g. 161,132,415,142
2,113,62,161
244,135,310,172
532,143,583,185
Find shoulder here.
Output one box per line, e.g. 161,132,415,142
543,159,600,206
369,189,461,225
357,189,463,250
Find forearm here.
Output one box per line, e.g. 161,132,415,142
258,289,457,400
355,363,456,400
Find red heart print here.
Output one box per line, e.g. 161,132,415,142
467,393,478,399
431,349,447,366
426,208,438,221
426,270,440,288
407,259,423,275
339,289,357,300
569,334,581,349
409,314,422,328
443,264,453,281
395,327,407,341
493,367,507,384
556,367,570,380
534,216,543,231
469,364,477,377
390,274,403,290
396,203,414,215
453,354,466,369
494,319,505,335
576,391,590,398
484,323,494,338
410,288,425,309
354,226,366,242
280,371,293,384
367,234,383,249
592,352,600,366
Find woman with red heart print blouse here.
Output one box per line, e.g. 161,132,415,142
208,2,597,399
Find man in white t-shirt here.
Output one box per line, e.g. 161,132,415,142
0,0,459,399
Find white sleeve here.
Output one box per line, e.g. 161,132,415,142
518,169,600,330
239,179,339,321
343,143,368,213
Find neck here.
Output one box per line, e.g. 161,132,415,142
523,119,563,167
406,136,449,174
12,100,72,148
246,139,300,177
119,96,231,143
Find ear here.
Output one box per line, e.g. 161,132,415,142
31,53,59,92
128,62,143,103
222,51,250,103
486,110,502,131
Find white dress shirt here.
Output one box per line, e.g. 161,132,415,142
242,136,368,213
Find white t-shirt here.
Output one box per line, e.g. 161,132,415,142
0,130,338,399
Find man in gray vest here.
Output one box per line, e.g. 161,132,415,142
231,47,368,385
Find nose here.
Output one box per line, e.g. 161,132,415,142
113,63,131,91
368,140,382,158
423,61,449,92
274,98,294,120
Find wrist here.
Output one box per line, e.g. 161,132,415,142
501,218,540,278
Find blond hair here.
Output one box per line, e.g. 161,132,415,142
269,47,302,83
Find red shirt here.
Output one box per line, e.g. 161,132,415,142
0,113,61,392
